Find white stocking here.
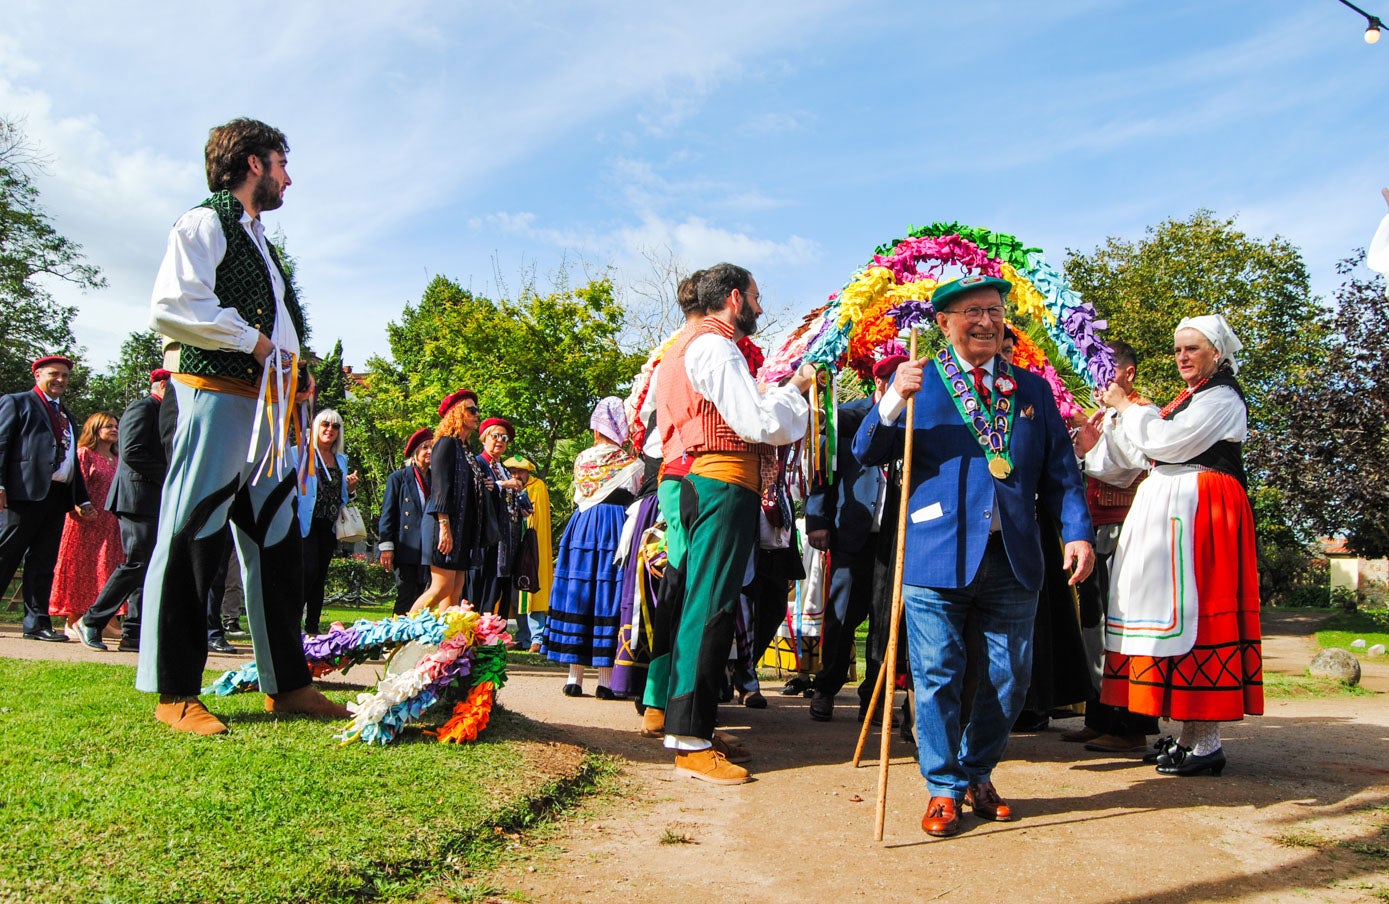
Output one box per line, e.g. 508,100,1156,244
567,664,585,687
596,666,613,690
1182,720,1221,755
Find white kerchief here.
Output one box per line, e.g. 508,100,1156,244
1176,314,1243,375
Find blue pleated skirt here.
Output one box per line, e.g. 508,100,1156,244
543,502,627,666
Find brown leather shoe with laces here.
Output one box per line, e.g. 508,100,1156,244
921,796,961,837
672,747,750,785
639,706,665,738
965,781,1014,821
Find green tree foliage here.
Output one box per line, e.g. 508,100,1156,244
314,339,347,411
74,330,163,421
1065,211,1331,592
1262,251,1389,557
343,274,642,531
1065,210,1328,426
0,118,104,391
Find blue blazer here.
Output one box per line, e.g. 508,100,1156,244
378,465,428,567
853,360,1092,592
0,390,90,507
295,450,349,537
804,397,883,557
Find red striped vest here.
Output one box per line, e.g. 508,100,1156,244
656,318,766,461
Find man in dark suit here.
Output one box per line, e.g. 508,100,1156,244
854,275,1094,837
804,354,906,722
378,428,433,615
80,369,172,652
0,354,95,641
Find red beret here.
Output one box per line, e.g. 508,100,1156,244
32,355,74,373
872,355,909,380
149,368,172,383
403,427,433,459
437,389,477,418
479,417,514,440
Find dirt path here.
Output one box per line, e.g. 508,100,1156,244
5,610,1387,903
485,609,1389,904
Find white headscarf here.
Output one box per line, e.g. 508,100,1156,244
1175,314,1243,375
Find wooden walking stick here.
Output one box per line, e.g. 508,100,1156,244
872,328,918,842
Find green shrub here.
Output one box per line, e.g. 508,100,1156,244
1281,585,1332,608
325,553,394,598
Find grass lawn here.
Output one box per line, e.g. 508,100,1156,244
0,658,600,904
1317,607,1389,653
1265,672,1375,698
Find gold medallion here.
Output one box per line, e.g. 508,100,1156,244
989,457,1012,480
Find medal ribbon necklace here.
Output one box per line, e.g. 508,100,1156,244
932,348,1017,479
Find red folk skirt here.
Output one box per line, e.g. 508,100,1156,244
1101,470,1263,721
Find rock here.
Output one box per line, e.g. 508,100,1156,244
1351,638,1367,649
1369,644,1387,657
1309,648,1362,686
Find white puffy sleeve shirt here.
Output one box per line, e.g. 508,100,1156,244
685,333,809,446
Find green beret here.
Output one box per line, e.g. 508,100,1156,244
931,275,1012,312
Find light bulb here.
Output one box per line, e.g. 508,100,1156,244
1367,25,1382,44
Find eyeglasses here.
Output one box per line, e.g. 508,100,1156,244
487,434,511,444
462,405,480,415
942,305,1006,323
322,423,342,431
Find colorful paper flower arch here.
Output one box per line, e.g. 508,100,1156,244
762,223,1114,409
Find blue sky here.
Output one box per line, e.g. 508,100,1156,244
4,0,1386,371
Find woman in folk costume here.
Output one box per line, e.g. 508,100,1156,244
502,455,552,652
411,390,487,613
544,397,643,697
1078,314,1262,777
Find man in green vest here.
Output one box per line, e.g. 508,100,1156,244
138,118,349,735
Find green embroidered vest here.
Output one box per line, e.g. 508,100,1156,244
175,191,306,384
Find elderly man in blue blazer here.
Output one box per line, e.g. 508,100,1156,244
0,354,95,641
854,275,1094,838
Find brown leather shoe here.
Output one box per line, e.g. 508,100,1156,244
155,696,229,736
965,781,1014,822
1083,733,1148,753
921,796,961,837
265,684,351,719
639,706,665,738
672,747,750,785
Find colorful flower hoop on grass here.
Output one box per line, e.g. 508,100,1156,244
204,606,511,745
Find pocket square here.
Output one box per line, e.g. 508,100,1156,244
1021,404,1035,419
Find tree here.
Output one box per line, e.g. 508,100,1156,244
1065,210,1328,428
0,117,104,391
314,339,347,411
74,330,163,420
344,273,643,530
1261,250,1389,557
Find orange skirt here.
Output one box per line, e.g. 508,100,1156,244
1101,470,1263,721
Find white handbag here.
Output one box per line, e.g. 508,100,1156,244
334,504,368,543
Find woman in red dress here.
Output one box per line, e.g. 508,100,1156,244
51,413,125,638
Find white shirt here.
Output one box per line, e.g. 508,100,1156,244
150,206,299,355
684,332,809,446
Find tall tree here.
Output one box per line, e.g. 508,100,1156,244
1065,210,1328,429
344,274,642,529
314,339,347,411
0,117,104,391
1262,251,1389,556
74,330,163,421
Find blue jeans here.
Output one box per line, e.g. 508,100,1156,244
903,535,1038,799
